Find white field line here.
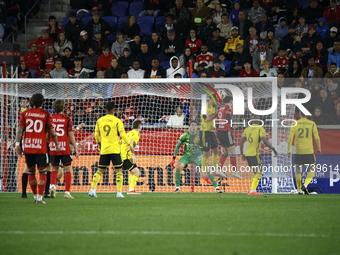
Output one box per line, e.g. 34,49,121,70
0,231,330,238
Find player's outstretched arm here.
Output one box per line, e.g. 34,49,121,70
68,131,79,158
15,126,24,156
240,136,246,160
261,137,278,157
312,124,322,154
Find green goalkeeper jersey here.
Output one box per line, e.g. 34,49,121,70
174,131,202,157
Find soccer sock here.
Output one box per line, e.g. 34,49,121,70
22,173,28,196
116,172,123,192
128,173,131,186
202,156,208,172
212,153,218,169
28,173,37,195
251,172,263,191
129,174,139,191
37,172,47,196
296,172,302,190
230,156,237,170
208,173,218,188
304,171,315,187
91,171,103,189
175,171,181,188
44,171,50,195
218,154,228,168
50,171,58,186
65,172,71,192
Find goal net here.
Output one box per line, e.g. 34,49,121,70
0,78,297,193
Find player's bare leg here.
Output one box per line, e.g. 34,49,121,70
248,166,263,195
127,167,141,195
115,168,124,198
63,165,74,199
89,167,106,197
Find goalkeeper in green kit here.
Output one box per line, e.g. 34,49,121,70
172,121,222,193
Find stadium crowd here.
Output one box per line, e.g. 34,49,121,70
14,0,340,125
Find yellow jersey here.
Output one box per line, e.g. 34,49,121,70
201,102,216,132
121,129,140,161
94,114,130,155
242,124,266,156
288,118,321,154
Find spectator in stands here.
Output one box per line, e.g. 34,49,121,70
264,29,279,55
295,16,308,37
311,107,327,125
316,18,330,40
91,29,108,55
239,61,258,77
160,14,176,40
284,59,302,78
315,89,335,114
140,3,160,18
144,58,166,78
252,40,274,74
23,42,43,78
34,29,54,54
0,2,5,43
247,0,265,25
211,3,225,25
64,11,84,43
127,60,145,79
46,15,63,42
218,53,231,74
234,10,253,39
255,14,273,37
286,5,299,28
82,46,98,77
272,47,289,74
301,56,324,79
69,57,88,78
147,32,162,55
18,60,32,78
302,26,323,53
277,74,288,88
260,60,278,77
168,0,191,24
325,78,340,96
68,0,89,19
121,15,140,41
159,29,183,62
61,47,74,71
206,28,225,58
323,0,340,26
129,34,142,58
311,42,328,73
217,13,232,40
167,56,185,78
185,29,202,56
230,43,252,76
325,27,339,52
50,58,68,78
194,44,214,74
244,26,259,56
176,9,196,39
180,47,195,70
191,0,211,29
324,62,340,78
223,26,244,58
328,39,340,67
87,0,111,17
118,48,133,72
74,30,91,58
303,0,323,25
43,45,59,73
111,33,130,58
275,17,288,41
85,12,113,40
137,42,157,70
97,45,115,72
230,0,241,24
207,59,227,77
104,58,122,78
54,32,72,57
199,17,217,43
167,106,187,126
280,25,296,51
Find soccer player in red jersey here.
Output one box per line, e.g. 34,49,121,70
216,96,242,179
15,93,60,204
49,99,79,199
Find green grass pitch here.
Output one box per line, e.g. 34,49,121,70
0,193,339,255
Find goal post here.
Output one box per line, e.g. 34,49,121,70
0,78,296,194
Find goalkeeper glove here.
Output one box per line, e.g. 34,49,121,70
170,156,176,168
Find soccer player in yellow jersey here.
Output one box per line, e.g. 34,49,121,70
89,102,133,198
288,111,322,195
240,118,278,195
121,120,142,195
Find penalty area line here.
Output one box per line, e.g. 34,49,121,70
0,231,330,238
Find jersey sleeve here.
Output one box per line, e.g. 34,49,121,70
67,117,74,132
174,132,186,154
46,112,53,129
207,103,215,115
312,122,321,151
259,127,266,138
94,119,101,143
118,119,130,145
18,112,25,127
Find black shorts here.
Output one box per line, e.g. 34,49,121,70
200,131,218,151
122,159,137,171
217,130,235,147
50,155,72,166
246,155,262,167
294,154,316,166
25,154,48,170
99,154,123,168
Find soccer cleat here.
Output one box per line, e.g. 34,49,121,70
174,188,180,193
116,192,124,198
301,185,309,195
297,190,304,195
88,189,97,198
215,187,223,193
50,185,56,198
127,190,141,195
35,200,46,204
21,194,27,199
248,191,263,195
202,176,212,184
232,172,242,179
64,193,74,199
44,194,51,198
214,170,227,179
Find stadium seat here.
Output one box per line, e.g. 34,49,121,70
138,22,152,36
82,16,93,26
107,31,119,43
137,16,154,26
112,7,127,18
155,16,166,32
102,16,117,31
129,8,142,19
62,17,69,29
4,17,17,31
129,2,143,10
117,16,127,31
112,1,129,9
160,61,170,71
